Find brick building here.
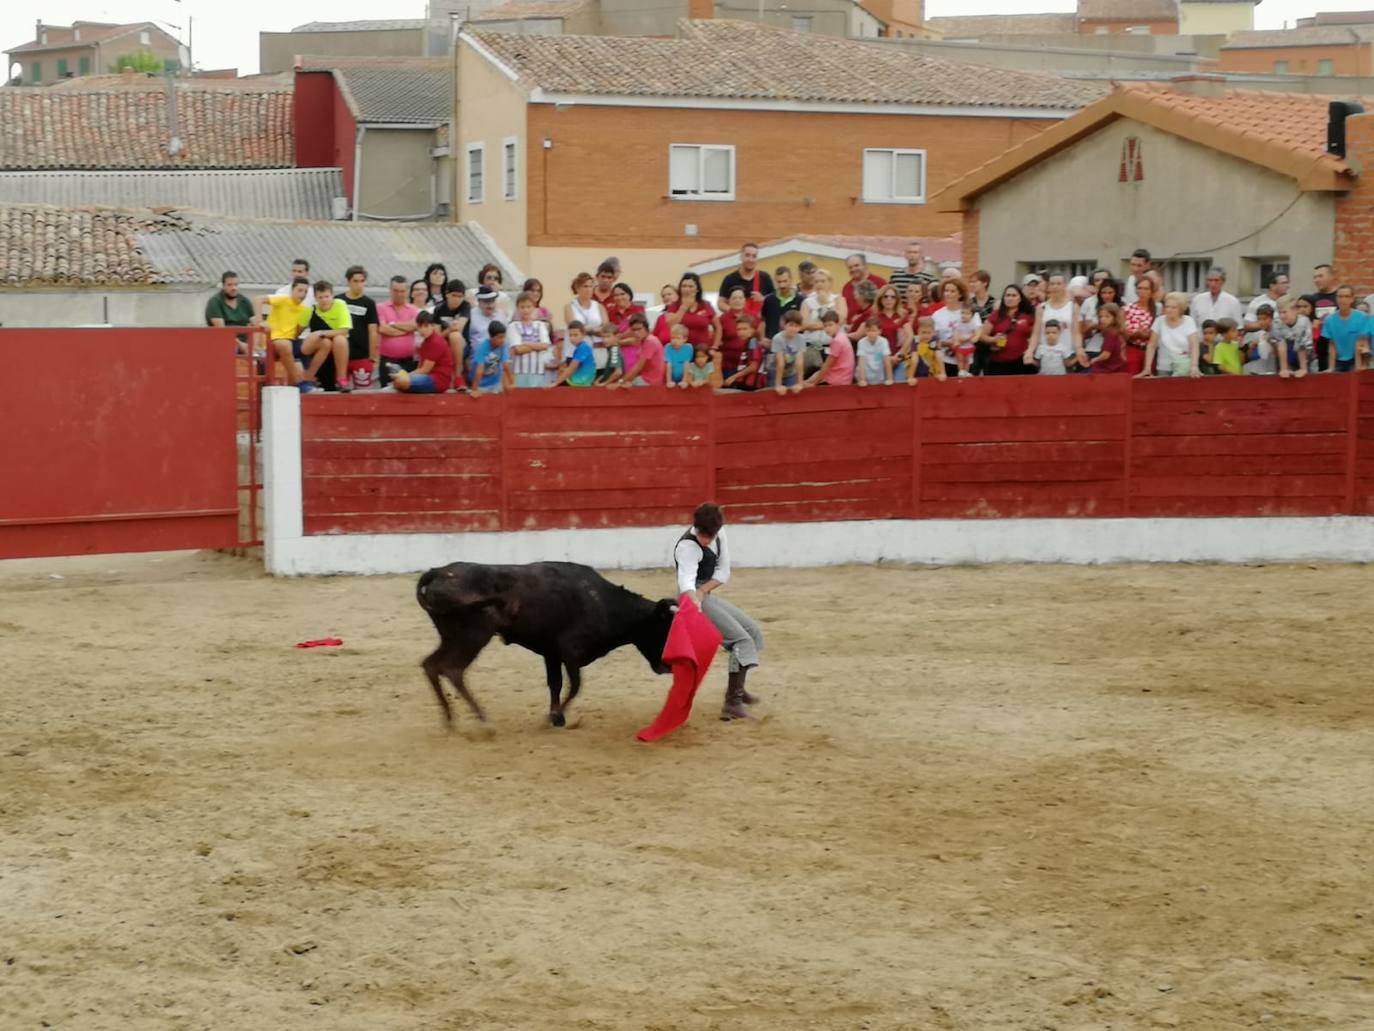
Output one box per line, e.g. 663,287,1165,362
6,21,182,85
455,18,1102,289
935,85,1371,300
1219,26,1374,76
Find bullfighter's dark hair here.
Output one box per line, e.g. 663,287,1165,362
693,503,724,537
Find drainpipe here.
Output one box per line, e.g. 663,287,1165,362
351,124,367,222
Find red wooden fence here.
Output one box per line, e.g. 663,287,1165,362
0,328,245,559
299,372,1374,536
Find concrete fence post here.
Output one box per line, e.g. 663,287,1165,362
262,386,303,574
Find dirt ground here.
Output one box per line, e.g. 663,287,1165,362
1,551,1371,1031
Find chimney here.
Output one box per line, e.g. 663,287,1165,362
688,0,714,19
1333,111,1374,296
1328,100,1365,159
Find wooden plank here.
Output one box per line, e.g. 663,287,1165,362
919,415,1119,445
714,388,912,418
505,464,701,492
302,439,498,462
303,456,502,477
507,429,709,451
919,382,1128,419
506,388,708,410
1129,474,1348,498
717,478,910,503
920,480,1122,502
921,440,1123,464
717,444,911,472
921,497,1126,520
1131,411,1348,437
506,507,696,531
1132,433,1345,457
727,494,913,523
303,475,501,502
506,486,705,512
304,393,500,415
724,409,913,444
301,414,501,441
507,445,705,468
1132,397,1348,421
921,460,1125,484
1131,453,1345,478
305,511,501,535
504,407,707,434
304,492,501,515
1131,376,1346,403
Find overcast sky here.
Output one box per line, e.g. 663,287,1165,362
2,0,1368,77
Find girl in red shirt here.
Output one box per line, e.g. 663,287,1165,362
1121,275,1160,376
980,284,1036,375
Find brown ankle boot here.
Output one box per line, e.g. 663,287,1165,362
721,670,755,721
737,669,760,707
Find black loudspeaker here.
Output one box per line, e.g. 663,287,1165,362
1327,100,1365,158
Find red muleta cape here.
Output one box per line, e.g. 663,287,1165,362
636,594,722,742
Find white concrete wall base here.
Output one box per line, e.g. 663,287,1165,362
263,516,1374,577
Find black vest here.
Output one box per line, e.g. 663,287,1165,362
679,530,719,586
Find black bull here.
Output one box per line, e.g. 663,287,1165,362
416,561,678,727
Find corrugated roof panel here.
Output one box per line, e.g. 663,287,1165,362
0,169,346,220
135,217,508,289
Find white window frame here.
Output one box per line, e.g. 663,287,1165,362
465,142,485,204
502,136,518,201
862,147,927,205
139,29,151,45
668,143,736,202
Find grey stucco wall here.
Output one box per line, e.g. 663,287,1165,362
974,119,1335,297
0,288,212,328
258,29,425,75
359,129,439,220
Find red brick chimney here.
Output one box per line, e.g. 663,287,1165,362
1334,110,1374,292
687,0,714,19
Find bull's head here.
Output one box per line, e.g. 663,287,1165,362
633,598,679,675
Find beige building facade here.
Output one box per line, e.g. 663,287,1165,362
937,86,1352,298
7,21,181,85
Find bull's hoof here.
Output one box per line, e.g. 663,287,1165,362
549,711,567,728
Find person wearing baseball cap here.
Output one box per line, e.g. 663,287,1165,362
1022,272,1044,305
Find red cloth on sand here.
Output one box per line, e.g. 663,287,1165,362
636,594,722,742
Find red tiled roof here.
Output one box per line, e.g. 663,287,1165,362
470,19,1105,110
927,13,1079,36
0,204,181,286
935,85,1355,211
1078,0,1177,20
1119,85,1349,164
0,86,294,170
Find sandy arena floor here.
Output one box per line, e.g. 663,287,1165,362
1,551,1371,1030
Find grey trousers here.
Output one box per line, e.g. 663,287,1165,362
701,594,763,673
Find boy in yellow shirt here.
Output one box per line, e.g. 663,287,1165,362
257,277,312,388
906,316,946,383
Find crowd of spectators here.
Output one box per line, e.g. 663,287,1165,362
204,243,1374,396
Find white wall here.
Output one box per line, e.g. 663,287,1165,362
261,387,1374,576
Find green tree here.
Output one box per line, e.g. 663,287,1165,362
110,49,165,74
